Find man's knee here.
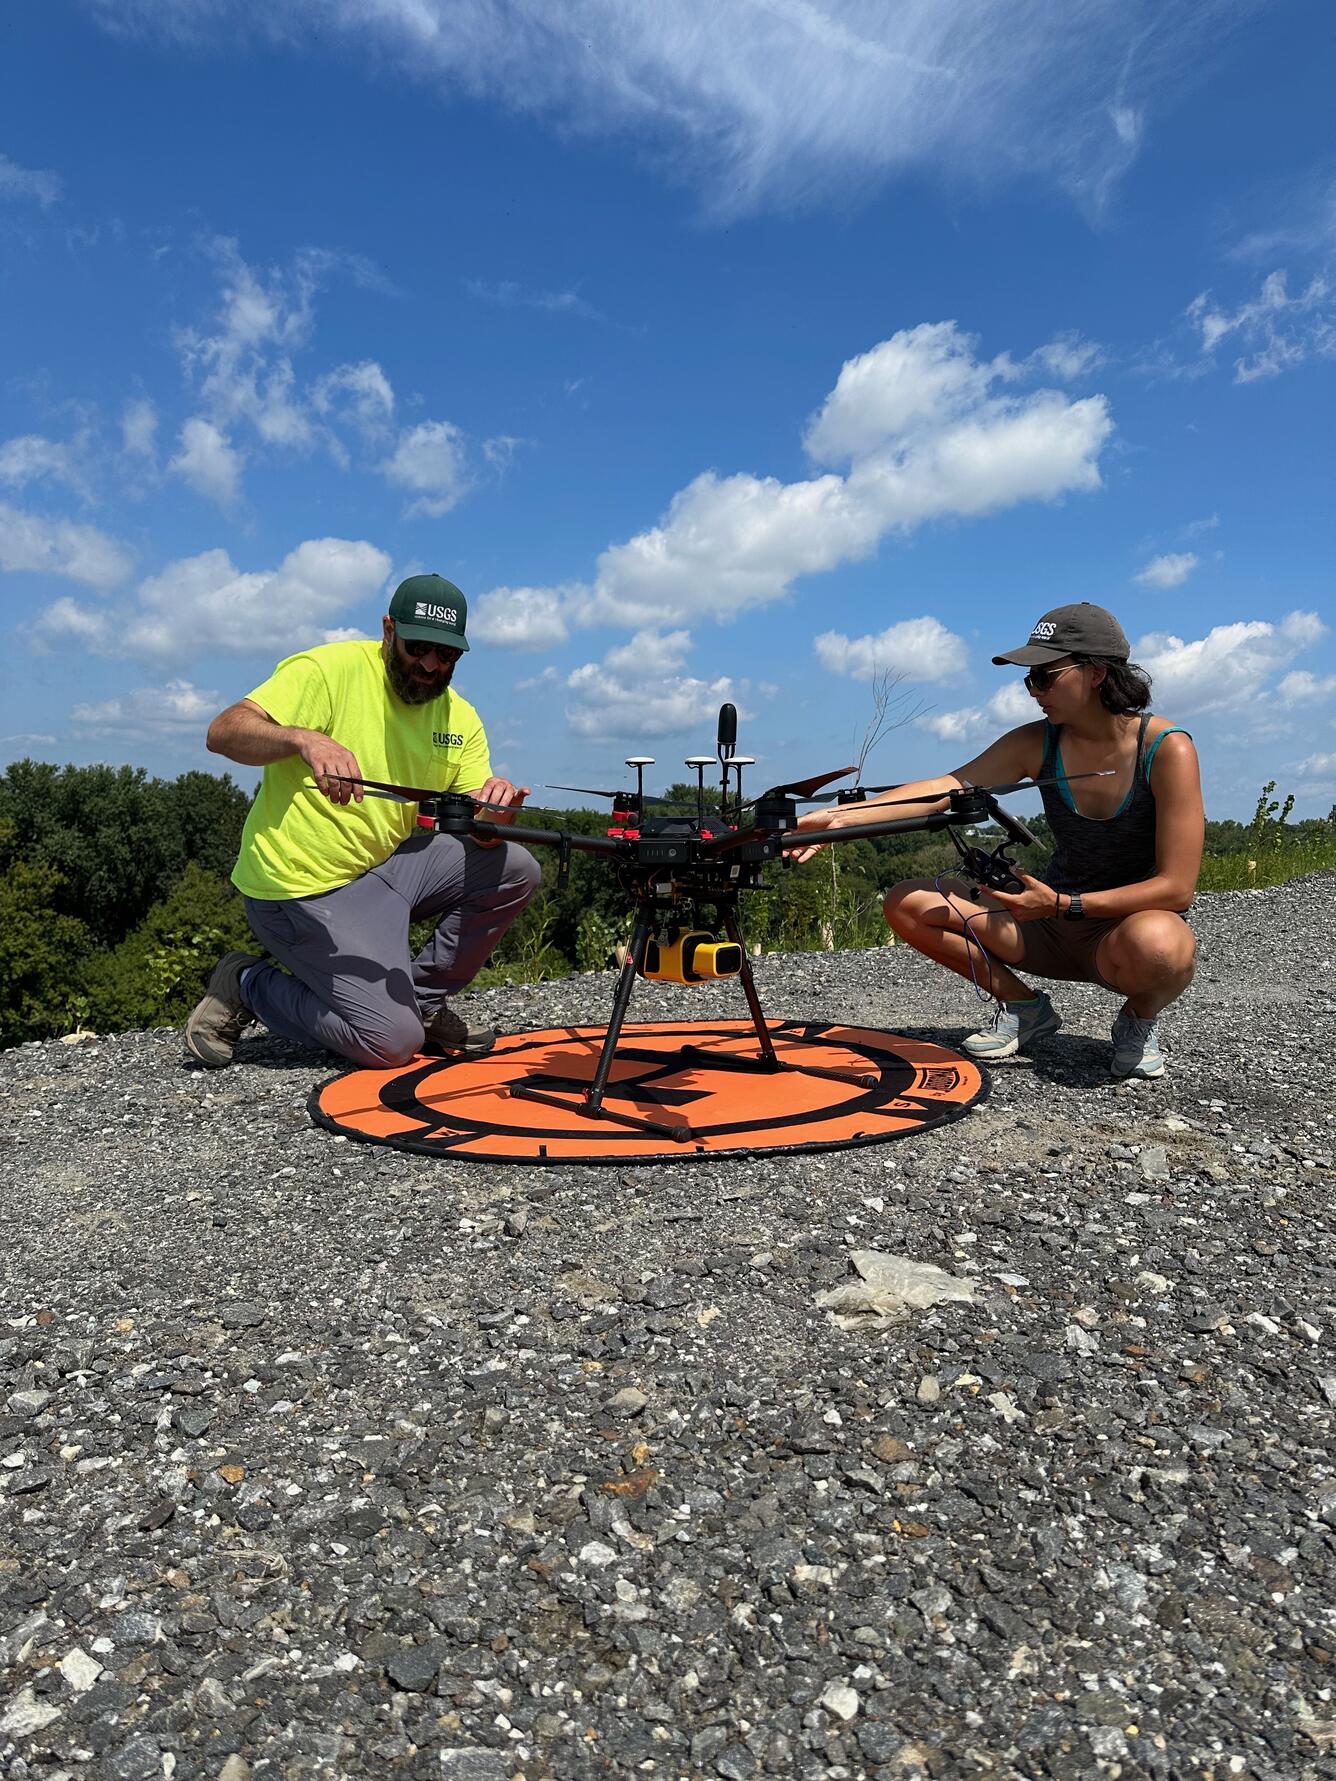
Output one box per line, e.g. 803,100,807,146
505,843,542,903
344,1006,425,1069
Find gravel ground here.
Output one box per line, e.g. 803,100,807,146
2,875,1334,1781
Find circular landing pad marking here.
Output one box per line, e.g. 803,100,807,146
309,1020,987,1165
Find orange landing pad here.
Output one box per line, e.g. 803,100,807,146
308,1020,987,1165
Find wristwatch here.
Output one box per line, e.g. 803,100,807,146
1064,891,1085,922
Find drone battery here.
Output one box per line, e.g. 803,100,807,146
642,930,743,984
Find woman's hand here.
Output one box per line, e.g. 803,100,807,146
982,870,1063,923
788,807,841,865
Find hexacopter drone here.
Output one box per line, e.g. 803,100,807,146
331,705,1103,1144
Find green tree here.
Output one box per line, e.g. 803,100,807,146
84,862,255,1031
0,862,94,1047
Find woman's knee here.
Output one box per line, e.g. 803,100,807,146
1103,912,1195,982
883,878,936,935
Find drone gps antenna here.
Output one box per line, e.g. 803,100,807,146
717,703,737,760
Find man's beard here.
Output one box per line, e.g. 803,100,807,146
385,642,455,705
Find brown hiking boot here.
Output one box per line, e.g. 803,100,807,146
185,950,261,1067
421,1000,497,1058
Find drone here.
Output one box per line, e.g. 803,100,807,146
327,706,1108,1144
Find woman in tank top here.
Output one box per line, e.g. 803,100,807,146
792,603,1204,1080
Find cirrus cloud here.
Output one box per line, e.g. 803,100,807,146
87,2,1252,217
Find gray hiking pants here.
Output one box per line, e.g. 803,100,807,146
241,831,541,1067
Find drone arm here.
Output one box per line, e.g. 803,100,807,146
468,818,623,857
779,808,962,848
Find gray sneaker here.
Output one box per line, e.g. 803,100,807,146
1111,1010,1166,1079
963,991,1062,1060
422,1001,498,1058
184,950,260,1067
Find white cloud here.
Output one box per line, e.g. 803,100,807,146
94,2,1245,216
72,679,220,738
1187,269,1335,382
467,279,604,322
121,398,159,460
1135,610,1327,715
814,615,966,683
0,434,89,498
381,420,469,517
1134,551,1198,589
565,631,736,739
919,678,1035,746
0,502,133,588
0,152,61,207
1297,751,1336,781
35,538,392,667
1027,332,1106,381
538,321,1111,632
169,417,244,509
470,585,573,649
1278,669,1336,705
312,360,395,440
176,237,323,450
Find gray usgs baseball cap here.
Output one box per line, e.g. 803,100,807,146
992,602,1130,667
388,573,469,651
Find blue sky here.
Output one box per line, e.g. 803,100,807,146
2,0,1334,818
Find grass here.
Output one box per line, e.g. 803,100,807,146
1196,840,1336,892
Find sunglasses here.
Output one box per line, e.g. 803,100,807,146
398,633,462,662
1023,661,1083,694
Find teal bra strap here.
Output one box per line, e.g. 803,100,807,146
1143,726,1190,784
1044,722,1078,813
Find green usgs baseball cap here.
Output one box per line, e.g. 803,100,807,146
388,573,470,651
992,602,1130,667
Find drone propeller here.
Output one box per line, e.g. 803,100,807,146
733,764,858,813
797,782,902,805
318,773,521,814
843,768,1115,815
544,783,693,813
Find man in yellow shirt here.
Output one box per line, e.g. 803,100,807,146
185,574,540,1069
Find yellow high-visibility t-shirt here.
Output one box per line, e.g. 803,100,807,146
231,639,492,899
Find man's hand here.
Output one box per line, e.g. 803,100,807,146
471,777,530,820
980,870,1062,923
299,733,365,804
466,778,531,844
788,807,841,865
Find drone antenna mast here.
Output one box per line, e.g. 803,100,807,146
625,755,654,816
686,755,714,827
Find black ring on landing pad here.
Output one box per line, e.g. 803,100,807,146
308,1019,990,1166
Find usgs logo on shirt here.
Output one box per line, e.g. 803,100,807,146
433,731,464,749
1031,621,1058,640
415,601,459,626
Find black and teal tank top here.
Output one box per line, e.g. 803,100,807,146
1038,714,1190,894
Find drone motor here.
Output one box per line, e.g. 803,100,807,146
642,928,743,984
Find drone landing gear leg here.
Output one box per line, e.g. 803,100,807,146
680,909,876,1088
508,905,691,1143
